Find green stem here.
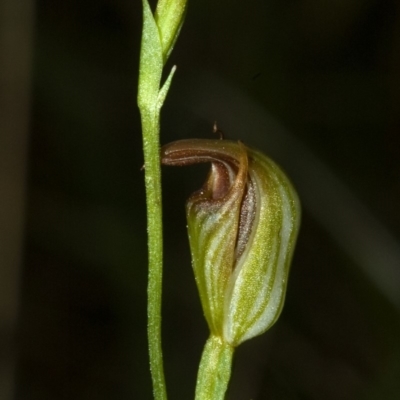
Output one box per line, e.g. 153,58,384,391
195,336,235,400
138,0,186,398
141,107,167,400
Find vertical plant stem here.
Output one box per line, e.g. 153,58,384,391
138,0,167,396
195,336,235,400
138,0,186,397
141,108,167,400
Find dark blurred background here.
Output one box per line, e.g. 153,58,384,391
1,0,400,399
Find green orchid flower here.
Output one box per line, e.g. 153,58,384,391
162,139,300,346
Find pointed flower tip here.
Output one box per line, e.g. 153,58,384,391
161,139,300,346
155,0,188,63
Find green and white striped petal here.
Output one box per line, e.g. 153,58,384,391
161,139,300,346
